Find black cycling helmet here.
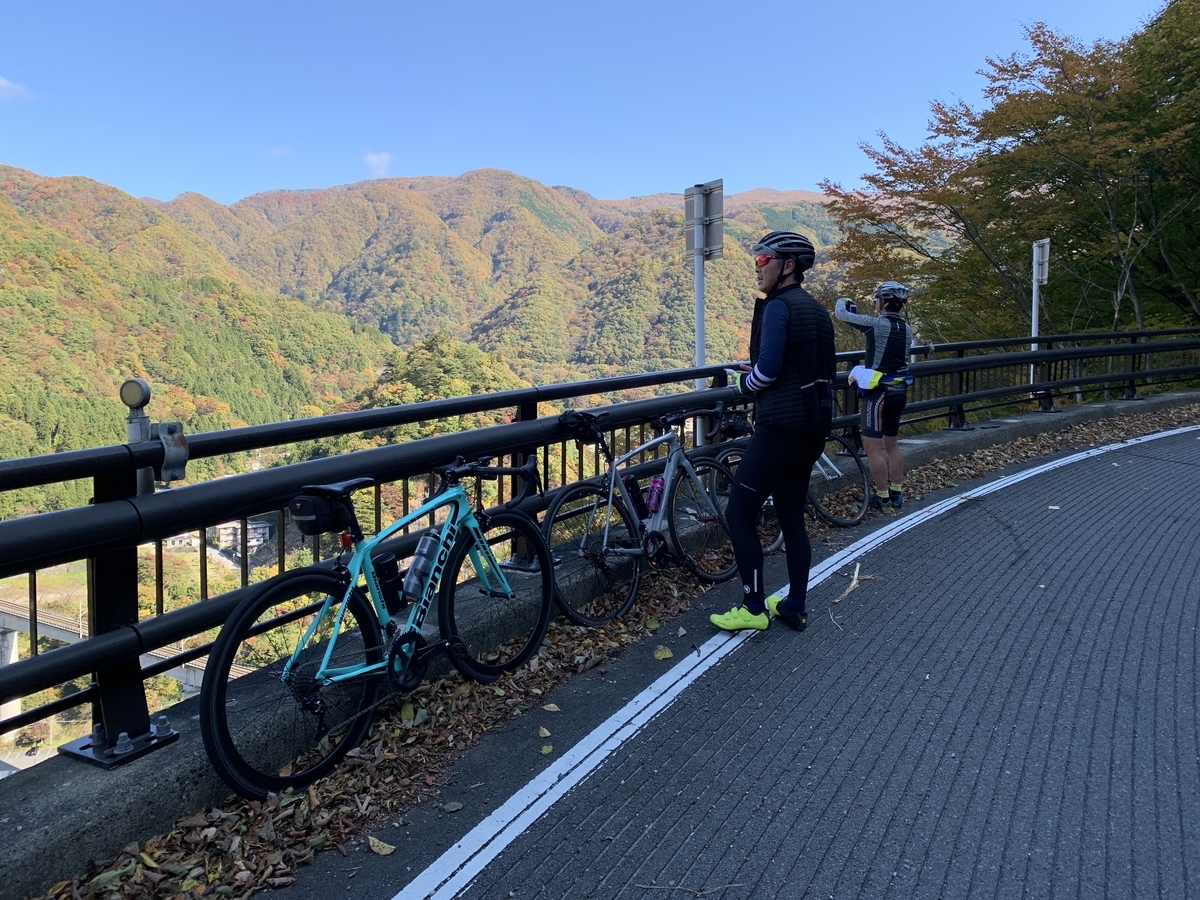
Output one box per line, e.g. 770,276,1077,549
751,231,816,272
873,281,910,305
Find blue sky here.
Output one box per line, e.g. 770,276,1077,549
0,0,1164,206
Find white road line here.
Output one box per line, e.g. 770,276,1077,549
395,424,1200,899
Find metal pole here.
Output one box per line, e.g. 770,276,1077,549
1030,242,1041,386
694,187,706,392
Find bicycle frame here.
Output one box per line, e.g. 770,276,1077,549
595,427,712,557
810,449,842,483
283,484,507,687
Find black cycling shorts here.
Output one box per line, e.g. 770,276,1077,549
861,389,906,438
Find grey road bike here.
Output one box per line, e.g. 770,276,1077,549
709,412,870,551
542,406,737,627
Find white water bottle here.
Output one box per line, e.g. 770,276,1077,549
403,531,440,604
645,475,665,513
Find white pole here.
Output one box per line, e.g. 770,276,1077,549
693,190,708,445
1031,243,1041,353
694,188,706,392
1030,241,1041,386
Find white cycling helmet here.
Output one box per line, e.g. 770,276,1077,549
873,281,910,304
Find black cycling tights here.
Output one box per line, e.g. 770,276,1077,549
725,425,825,614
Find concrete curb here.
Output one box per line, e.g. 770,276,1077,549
1,389,1197,900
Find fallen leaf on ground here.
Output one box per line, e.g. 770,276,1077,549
538,727,550,738
368,837,395,856
653,645,673,660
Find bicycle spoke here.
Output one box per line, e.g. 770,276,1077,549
543,483,642,626
201,572,382,799
439,512,553,681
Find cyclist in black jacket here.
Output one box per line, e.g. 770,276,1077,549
710,231,836,633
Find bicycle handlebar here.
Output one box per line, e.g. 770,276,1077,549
659,401,727,440
432,454,542,508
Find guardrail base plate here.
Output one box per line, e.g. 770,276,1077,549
57,728,179,770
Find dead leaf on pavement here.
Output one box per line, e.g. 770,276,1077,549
368,836,395,856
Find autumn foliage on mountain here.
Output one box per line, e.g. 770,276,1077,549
0,161,835,502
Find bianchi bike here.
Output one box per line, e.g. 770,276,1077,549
199,456,553,799
542,405,737,627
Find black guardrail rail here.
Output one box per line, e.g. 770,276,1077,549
1,327,1198,761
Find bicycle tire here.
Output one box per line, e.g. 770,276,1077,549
199,569,382,800
542,481,642,626
711,443,784,555
438,510,553,682
808,433,870,527
667,458,738,582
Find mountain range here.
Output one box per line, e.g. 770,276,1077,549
0,163,837,508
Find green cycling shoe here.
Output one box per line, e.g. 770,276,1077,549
710,605,769,632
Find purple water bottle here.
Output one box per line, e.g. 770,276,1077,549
645,476,665,513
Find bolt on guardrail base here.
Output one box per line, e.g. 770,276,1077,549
57,716,179,770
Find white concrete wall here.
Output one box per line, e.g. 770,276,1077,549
0,628,20,739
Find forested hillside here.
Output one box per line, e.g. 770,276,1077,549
159,169,839,383
0,159,839,516
0,165,392,512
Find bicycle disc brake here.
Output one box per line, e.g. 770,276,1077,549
387,632,429,693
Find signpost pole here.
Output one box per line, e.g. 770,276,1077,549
693,188,706,392
1030,238,1049,386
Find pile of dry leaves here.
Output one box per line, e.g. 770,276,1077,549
37,402,1200,900
40,577,707,900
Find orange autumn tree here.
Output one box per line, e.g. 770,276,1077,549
821,2,1200,342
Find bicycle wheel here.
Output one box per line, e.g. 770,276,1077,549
200,569,382,800
438,510,553,682
808,433,870,527
542,481,642,626
712,443,784,555
667,459,737,582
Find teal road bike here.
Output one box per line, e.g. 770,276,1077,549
199,456,553,799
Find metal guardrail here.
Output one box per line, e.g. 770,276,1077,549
1,328,1198,763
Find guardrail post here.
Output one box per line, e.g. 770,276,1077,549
58,390,179,768
945,349,972,430
1037,340,1056,412
515,399,539,504
1123,334,1139,400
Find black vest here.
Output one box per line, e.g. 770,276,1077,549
748,284,836,435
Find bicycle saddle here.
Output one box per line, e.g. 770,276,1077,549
296,476,375,499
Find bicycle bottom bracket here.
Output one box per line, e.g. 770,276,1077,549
643,531,668,568
388,632,428,693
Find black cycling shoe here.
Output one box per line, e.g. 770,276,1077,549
766,594,808,631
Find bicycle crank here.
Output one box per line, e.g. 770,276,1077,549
387,632,431,693
643,531,669,569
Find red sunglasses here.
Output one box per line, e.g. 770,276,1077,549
754,253,779,268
